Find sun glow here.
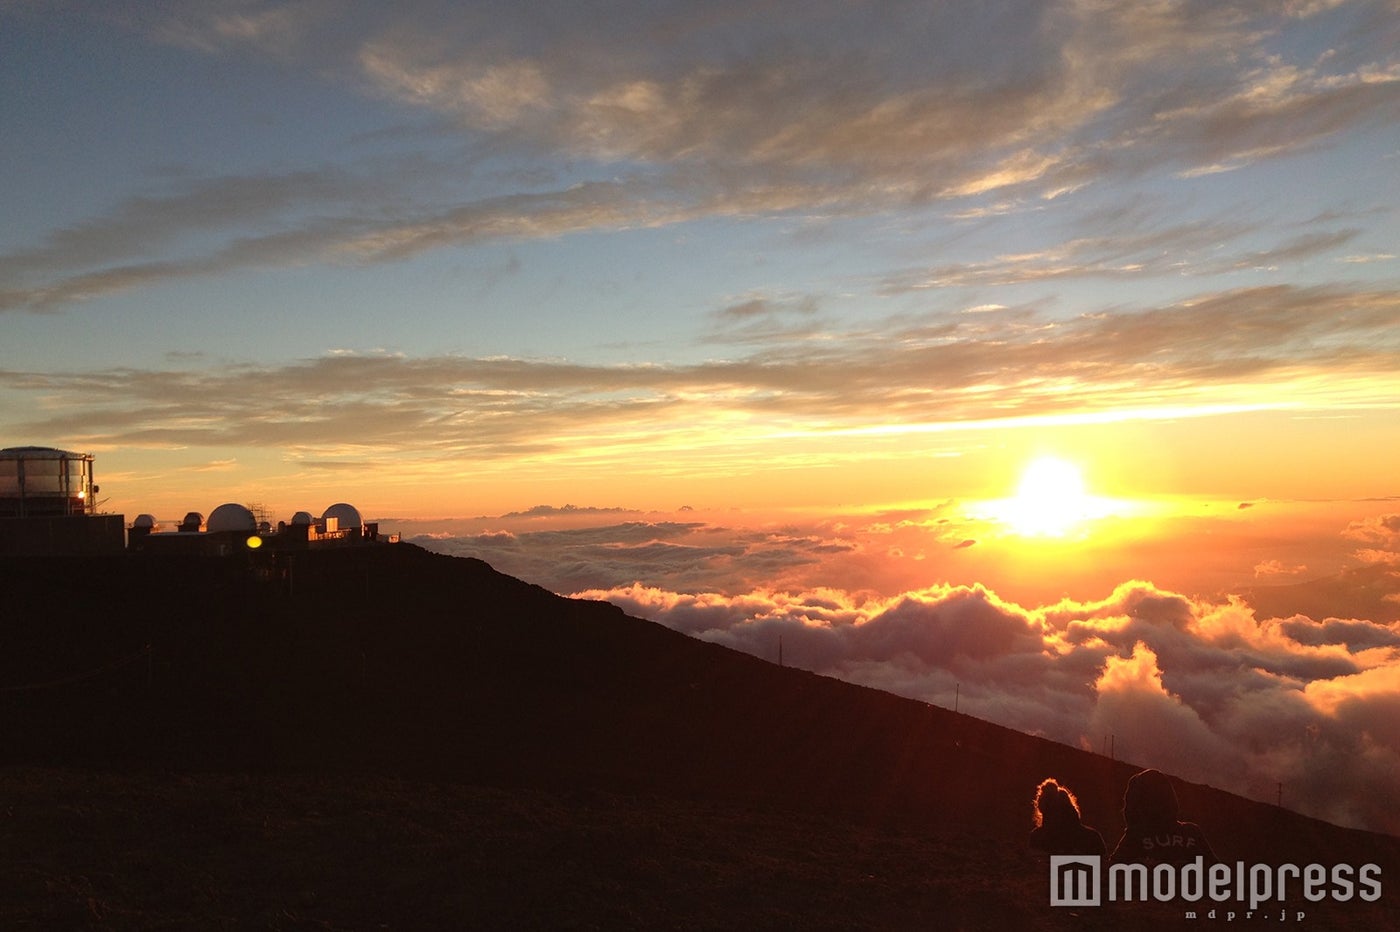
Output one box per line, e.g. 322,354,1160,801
981,455,1119,538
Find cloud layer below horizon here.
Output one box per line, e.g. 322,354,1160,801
412,505,1400,836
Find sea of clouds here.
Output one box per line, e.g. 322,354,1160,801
409,508,1400,835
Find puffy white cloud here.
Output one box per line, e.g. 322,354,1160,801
1345,513,1400,548
683,582,1400,834
1089,641,1240,780
1255,559,1306,577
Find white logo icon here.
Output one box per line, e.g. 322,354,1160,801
1050,855,1101,907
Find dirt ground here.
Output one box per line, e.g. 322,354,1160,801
0,765,1194,931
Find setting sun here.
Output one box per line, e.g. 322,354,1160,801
976,455,1123,538
1011,456,1090,536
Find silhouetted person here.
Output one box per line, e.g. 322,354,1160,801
1029,777,1106,857
1110,768,1216,865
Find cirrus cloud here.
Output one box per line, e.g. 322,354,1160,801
4,0,1398,312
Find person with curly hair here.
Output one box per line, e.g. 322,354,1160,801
1029,777,1106,857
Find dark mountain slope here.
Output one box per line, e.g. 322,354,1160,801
2,544,1397,929
3,545,1036,823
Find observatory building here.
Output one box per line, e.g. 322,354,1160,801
129,501,386,554
0,446,96,517
0,446,125,554
0,444,390,557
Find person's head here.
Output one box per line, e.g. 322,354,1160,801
1033,778,1083,829
1122,768,1179,827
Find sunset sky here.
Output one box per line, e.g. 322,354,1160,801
4,2,1400,834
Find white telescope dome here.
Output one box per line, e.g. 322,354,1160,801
321,502,362,529
207,503,257,533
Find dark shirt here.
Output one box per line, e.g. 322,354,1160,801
1110,820,1215,865
1030,822,1107,858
